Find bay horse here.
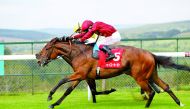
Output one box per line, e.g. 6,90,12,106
36,37,190,109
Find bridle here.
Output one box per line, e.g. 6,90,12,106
38,44,55,66
43,38,73,65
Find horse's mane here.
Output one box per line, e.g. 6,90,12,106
49,37,129,50
49,37,90,44
48,37,93,52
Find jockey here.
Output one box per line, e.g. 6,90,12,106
73,22,98,44
72,20,121,61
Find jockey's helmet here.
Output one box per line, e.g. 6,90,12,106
81,20,93,31
73,22,81,33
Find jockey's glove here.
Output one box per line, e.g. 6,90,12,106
84,40,89,43
74,39,83,44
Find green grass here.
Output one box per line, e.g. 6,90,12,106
0,89,190,109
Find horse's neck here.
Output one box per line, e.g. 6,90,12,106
71,44,92,58
76,43,92,52
60,43,92,65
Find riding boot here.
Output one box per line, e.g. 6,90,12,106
99,45,115,61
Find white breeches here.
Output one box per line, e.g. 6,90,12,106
96,31,121,46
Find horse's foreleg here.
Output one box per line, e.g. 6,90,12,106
48,73,82,101
48,78,69,101
86,79,97,103
49,80,80,109
86,79,116,103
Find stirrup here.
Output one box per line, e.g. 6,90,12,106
106,54,115,62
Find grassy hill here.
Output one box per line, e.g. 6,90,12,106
0,20,190,42
0,36,30,42
38,28,73,36
177,32,190,37
0,29,52,41
119,20,190,39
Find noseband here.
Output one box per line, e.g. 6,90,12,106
40,45,55,65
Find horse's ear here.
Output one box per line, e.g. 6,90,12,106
55,37,59,40
66,37,73,41
55,37,61,41
55,36,68,41
51,37,61,43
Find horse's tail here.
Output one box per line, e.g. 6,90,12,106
153,54,190,72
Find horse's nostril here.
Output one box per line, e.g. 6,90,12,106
35,54,40,59
37,61,41,64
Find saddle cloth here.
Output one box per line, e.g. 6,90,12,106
98,48,125,68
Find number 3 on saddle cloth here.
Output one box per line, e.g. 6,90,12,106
98,48,125,68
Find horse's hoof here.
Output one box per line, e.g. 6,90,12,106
49,105,54,109
180,102,185,107
47,96,53,101
142,94,148,100
145,104,150,108
111,88,116,92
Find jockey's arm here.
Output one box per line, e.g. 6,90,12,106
72,32,86,39
80,29,95,42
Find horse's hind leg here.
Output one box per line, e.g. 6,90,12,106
145,90,155,108
136,80,155,108
153,76,184,106
140,88,148,100
95,88,116,95
140,81,160,101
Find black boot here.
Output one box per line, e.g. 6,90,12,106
100,45,115,61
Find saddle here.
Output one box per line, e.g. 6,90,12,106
92,48,125,69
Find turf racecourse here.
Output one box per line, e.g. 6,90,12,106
0,89,190,109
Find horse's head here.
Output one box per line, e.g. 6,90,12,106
36,37,60,67
36,37,91,67
36,37,72,66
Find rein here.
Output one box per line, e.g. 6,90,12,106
58,39,73,64
68,40,72,56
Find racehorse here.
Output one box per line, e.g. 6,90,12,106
36,37,190,109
